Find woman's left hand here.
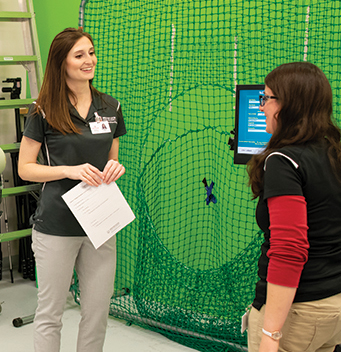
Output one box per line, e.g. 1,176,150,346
102,159,125,184
259,335,279,352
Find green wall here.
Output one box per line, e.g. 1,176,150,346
33,0,80,70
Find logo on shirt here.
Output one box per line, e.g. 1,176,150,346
102,116,117,124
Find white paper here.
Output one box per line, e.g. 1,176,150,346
62,181,135,249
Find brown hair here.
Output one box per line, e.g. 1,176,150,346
247,62,341,198
34,27,97,134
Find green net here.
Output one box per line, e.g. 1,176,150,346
70,1,341,351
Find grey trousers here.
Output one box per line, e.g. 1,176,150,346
248,292,341,352
32,229,117,352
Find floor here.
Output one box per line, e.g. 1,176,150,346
2,268,341,352
0,269,198,352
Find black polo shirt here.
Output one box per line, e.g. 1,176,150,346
253,142,341,310
23,91,126,236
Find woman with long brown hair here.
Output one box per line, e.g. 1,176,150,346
247,62,341,352
18,28,126,352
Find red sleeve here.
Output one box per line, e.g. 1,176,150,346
267,195,309,288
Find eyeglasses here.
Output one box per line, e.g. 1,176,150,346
259,94,278,107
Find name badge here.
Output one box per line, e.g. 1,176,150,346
89,121,111,134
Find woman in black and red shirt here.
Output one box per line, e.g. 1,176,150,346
247,62,341,352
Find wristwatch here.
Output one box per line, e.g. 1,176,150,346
262,328,283,340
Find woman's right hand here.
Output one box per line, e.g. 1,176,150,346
65,163,104,186
19,136,102,186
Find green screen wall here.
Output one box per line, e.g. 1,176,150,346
33,0,80,70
